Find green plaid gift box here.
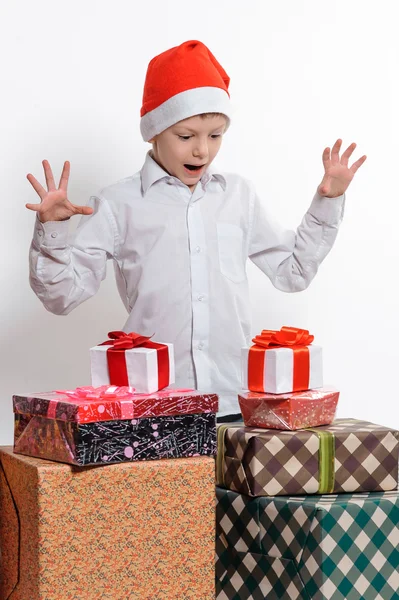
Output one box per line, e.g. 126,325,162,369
216,487,399,600
216,418,399,497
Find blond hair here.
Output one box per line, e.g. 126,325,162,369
199,112,226,119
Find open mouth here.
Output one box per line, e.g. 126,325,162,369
184,164,205,172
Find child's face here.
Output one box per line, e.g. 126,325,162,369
150,114,227,191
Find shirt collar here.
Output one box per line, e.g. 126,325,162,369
140,151,226,195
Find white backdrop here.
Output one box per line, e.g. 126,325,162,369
1,0,398,445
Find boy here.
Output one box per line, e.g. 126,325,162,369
26,40,366,418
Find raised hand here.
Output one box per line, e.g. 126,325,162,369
317,139,367,198
26,160,94,223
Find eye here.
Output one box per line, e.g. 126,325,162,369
178,135,191,141
210,134,222,139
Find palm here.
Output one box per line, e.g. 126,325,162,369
26,160,93,223
36,188,75,221
317,139,367,198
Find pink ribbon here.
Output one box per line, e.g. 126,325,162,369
55,386,136,420
54,386,196,420
56,385,136,400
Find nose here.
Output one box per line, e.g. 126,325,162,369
193,138,209,161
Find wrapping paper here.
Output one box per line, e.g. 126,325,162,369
0,447,215,599
90,342,175,393
14,412,216,466
241,344,323,394
13,388,218,424
216,418,399,496
216,486,399,600
238,387,339,429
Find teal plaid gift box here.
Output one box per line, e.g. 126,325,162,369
216,487,399,599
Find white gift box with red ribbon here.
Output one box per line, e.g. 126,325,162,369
241,345,323,394
90,331,175,394
241,327,323,394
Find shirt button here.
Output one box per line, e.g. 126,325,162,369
167,178,174,185
37,230,43,236
198,342,204,350
51,232,58,238
197,294,205,302
195,246,201,253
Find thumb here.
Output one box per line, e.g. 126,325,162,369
73,205,94,216
26,203,40,211
318,177,330,196
318,185,329,196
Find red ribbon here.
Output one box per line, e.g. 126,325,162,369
248,326,313,392
99,331,170,389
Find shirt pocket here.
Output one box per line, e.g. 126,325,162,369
217,223,246,284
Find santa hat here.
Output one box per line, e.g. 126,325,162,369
140,40,231,142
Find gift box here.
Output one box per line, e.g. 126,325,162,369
242,326,323,394
14,412,216,466
216,418,399,496
238,387,339,430
0,447,215,600
13,386,218,424
90,331,175,393
216,487,399,600
13,386,218,466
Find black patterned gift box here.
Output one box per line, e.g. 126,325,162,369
216,418,399,496
14,412,216,466
216,486,399,600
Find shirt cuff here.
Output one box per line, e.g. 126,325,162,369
308,192,345,225
33,215,70,246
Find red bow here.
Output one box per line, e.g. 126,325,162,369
100,331,154,350
252,326,314,349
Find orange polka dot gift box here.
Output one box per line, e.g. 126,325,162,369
12,386,218,466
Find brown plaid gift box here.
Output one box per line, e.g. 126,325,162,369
216,418,399,497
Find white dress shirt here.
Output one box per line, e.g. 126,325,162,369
29,152,345,415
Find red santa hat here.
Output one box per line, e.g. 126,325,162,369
140,40,231,142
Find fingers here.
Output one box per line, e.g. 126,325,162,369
42,160,56,191
341,143,356,167
350,154,367,174
331,139,342,164
323,139,366,170
58,161,71,191
27,159,66,198
322,147,330,169
26,173,47,200
25,202,40,211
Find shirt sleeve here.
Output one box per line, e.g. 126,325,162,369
29,194,117,315
247,189,345,292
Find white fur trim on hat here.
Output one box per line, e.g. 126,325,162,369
140,86,231,142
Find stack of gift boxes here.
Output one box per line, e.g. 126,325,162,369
1,330,218,599
216,327,399,599
3,325,399,599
